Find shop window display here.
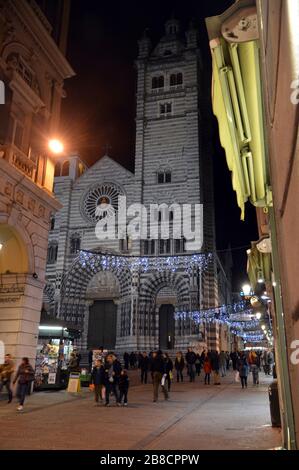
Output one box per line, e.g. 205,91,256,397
34,339,73,390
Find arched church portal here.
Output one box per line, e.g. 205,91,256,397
86,271,120,350
157,286,177,350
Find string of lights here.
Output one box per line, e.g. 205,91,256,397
174,302,270,343
78,249,213,273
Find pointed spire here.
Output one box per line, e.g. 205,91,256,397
186,19,198,49
138,28,152,58
165,17,180,36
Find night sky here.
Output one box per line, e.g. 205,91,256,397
60,0,258,291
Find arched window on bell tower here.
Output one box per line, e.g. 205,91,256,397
54,162,61,177
61,160,70,176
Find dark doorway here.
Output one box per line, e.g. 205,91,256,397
159,304,175,350
88,300,117,350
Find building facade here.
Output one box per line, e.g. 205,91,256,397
45,19,231,353
0,0,74,364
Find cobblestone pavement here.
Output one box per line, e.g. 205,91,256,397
0,371,281,450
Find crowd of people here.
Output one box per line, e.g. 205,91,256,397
88,347,275,405
0,348,275,410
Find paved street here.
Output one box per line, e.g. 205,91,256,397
0,372,281,450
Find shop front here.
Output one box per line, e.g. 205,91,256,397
34,314,81,390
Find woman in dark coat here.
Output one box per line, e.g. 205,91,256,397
174,351,185,383
91,360,105,405
13,357,34,411
238,353,249,389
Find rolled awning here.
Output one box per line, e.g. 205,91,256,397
207,10,272,219
247,241,272,287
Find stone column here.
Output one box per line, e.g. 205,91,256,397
0,273,44,366
78,300,93,350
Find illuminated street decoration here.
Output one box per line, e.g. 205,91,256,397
77,249,213,274
175,300,270,343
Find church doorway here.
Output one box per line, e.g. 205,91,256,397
87,300,117,350
159,304,175,350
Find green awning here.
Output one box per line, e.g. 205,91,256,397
210,37,272,219
247,242,272,287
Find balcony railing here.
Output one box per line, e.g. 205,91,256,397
0,143,37,180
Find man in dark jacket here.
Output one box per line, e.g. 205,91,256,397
150,350,168,402
91,360,105,405
129,352,137,369
174,352,185,383
185,348,197,382
139,352,149,384
104,354,122,406
0,354,14,403
123,352,129,370
13,357,34,411
210,350,221,385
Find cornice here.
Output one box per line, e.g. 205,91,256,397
7,0,75,80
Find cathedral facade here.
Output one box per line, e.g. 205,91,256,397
45,19,231,352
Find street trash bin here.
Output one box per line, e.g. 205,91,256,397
268,380,281,427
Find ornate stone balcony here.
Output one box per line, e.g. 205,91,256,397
0,144,37,180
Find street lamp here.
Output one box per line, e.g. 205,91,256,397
261,324,266,330
256,312,262,320
48,139,64,155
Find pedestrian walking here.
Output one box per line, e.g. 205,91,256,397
225,351,230,370
219,351,227,377
104,354,121,407
262,350,270,375
174,351,184,383
0,354,14,403
139,352,149,384
200,349,206,364
164,353,173,391
150,350,168,402
185,348,196,382
13,357,35,411
203,356,212,385
248,351,259,386
88,349,93,373
68,352,79,373
149,351,156,383
238,353,249,389
267,349,274,375
91,359,105,405
119,369,129,406
123,352,129,370
210,350,221,385
129,352,137,369
230,350,239,371
195,354,201,376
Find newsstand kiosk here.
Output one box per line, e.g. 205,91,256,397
34,312,81,390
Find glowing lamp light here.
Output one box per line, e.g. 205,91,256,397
48,139,64,154
39,326,63,331
0,243,3,251
261,325,266,330
242,284,251,296
256,312,262,320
